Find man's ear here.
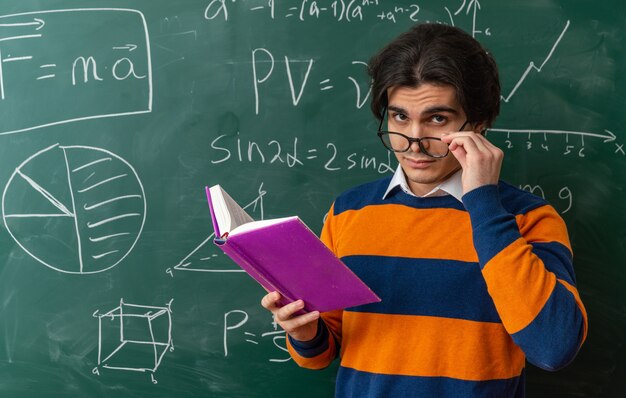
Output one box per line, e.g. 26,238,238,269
475,122,487,135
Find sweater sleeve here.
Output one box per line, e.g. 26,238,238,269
462,184,587,371
285,203,344,369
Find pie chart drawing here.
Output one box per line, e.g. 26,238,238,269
2,144,146,274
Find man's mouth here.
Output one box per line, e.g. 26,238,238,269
404,157,436,168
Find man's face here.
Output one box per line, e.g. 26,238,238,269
386,84,476,196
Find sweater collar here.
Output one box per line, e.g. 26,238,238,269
383,164,463,203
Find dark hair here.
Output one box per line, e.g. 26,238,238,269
368,23,501,128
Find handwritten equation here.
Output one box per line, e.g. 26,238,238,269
251,47,372,114
210,133,394,174
204,0,490,30
224,309,290,363
0,8,152,135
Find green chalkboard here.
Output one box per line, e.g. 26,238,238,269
0,0,624,397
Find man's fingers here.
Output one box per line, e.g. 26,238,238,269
444,133,499,158
449,135,482,154
445,133,485,151
275,299,306,322
280,311,320,335
260,291,281,311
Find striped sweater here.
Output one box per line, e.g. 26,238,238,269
286,177,587,397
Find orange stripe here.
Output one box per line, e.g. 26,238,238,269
287,333,337,369
322,309,344,343
515,205,572,252
333,204,477,262
482,238,556,334
340,312,525,381
558,279,588,344
320,204,337,253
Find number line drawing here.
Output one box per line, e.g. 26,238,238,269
2,143,147,274
488,127,616,143
94,299,174,383
501,20,570,103
0,8,153,136
170,183,266,274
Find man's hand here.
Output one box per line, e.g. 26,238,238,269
441,132,503,195
261,291,320,342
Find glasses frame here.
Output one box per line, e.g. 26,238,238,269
377,106,470,158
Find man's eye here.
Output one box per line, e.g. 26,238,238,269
392,113,408,122
431,115,446,124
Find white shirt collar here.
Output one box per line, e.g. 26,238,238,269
383,165,464,202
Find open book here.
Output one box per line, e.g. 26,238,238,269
206,185,380,313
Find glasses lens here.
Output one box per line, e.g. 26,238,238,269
379,133,449,157
379,132,409,152
420,138,449,158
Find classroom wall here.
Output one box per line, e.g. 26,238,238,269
0,1,624,397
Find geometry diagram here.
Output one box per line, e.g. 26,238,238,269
94,299,174,383
0,8,152,136
2,143,146,274
168,183,266,275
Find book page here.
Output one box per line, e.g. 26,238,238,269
210,185,254,235
230,216,297,236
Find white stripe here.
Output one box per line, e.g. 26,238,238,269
77,174,127,193
87,213,140,228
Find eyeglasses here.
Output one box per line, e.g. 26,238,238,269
377,106,469,158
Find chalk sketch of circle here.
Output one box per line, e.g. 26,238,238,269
2,144,146,274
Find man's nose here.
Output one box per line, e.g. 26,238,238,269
407,123,426,153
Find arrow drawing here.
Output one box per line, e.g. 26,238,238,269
0,17,45,30
488,127,616,143
454,0,482,37
501,20,570,103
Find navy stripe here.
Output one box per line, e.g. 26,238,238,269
512,282,585,371
334,179,549,218
342,255,501,323
472,214,521,268
463,185,521,267
333,177,391,214
336,366,525,398
333,177,465,215
531,241,575,285
498,180,549,215
288,319,329,358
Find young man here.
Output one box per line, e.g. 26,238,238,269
261,23,587,397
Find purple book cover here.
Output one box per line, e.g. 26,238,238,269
205,189,380,313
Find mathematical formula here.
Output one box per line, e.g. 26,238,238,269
224,310,290,363
210,133,394,174
204,0,490,31
0,8,152,135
